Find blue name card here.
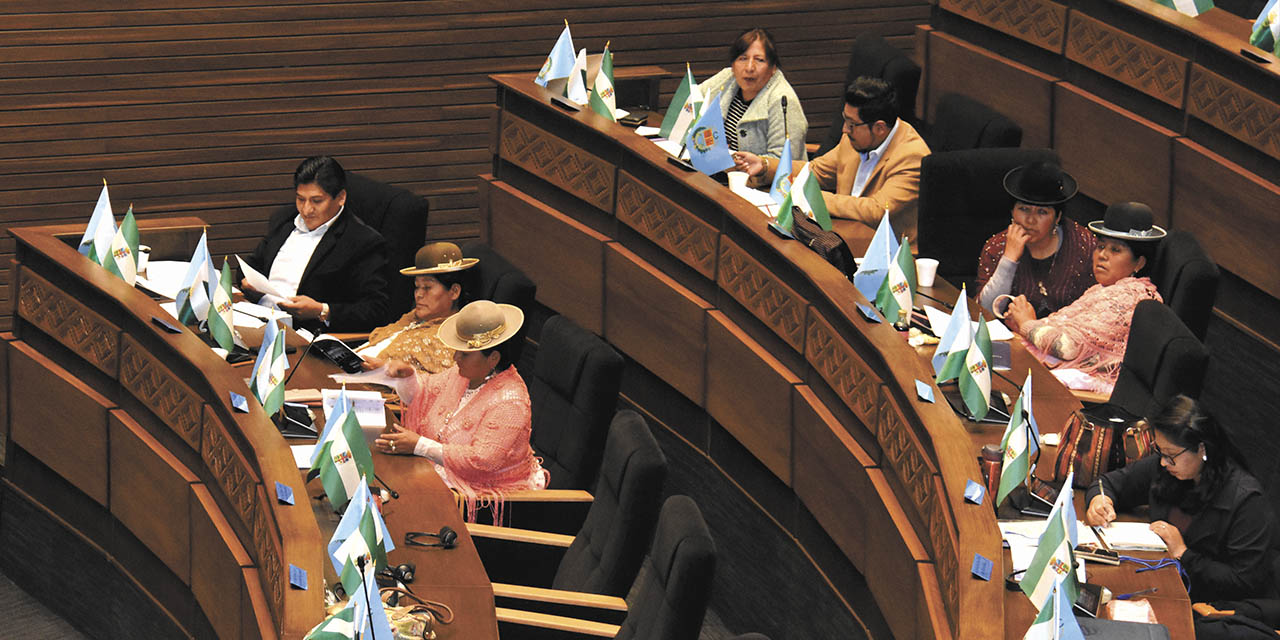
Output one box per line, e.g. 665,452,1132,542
289,564,308,590
915,380,935,403
964,480,985,505
230,391,249,413
275,481,295,505
971,553,993,581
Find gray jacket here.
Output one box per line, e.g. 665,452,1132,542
699,67,808,162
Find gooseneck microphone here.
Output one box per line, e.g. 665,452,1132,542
781,95,789,141
373,472,400,500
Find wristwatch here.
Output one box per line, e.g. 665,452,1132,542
320,303,330,323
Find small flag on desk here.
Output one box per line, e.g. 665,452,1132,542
788,162,832,231
303,604,355,640
958,315,993,420
932,286,972,376
566,47,589,104
1251,0,1280,55
102,205,140,286
659,63,703,144
685,91,735,175
207,258,236,352
1153,0,1214,16
175,231,213,324
996,372,1041,506
302,567,394,640
874,236,917,325
1023,578,1085,640
308,391,375,511
588,43,617,121
250,320,289,416
1022,470,1081,612
329,479,394,596
769,138,794,205
534,23,576,88
78,180,117,265
853,214,900,301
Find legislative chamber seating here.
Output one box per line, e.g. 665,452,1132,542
1149,230,1220,342
814,33,921,157
926,92,1023,153
463,242,538,365
1109,300,1210,420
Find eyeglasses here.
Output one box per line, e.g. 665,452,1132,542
843,118,872,131
1152,444,1189,464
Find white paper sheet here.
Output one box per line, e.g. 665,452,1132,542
329,367,419,405
654,139,684,157
156,300,180,321
290,444,315,469
999,520,1089,583
237,255,286,299
634,125,661,137
232,301,292,329
734,186,779,208
923,305,1014,341
139,260,194,299
322,388,386,428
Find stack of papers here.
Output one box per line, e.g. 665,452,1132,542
922,305,1014,341
1080,522,1168,551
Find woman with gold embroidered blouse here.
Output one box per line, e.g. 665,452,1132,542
356,242,477,374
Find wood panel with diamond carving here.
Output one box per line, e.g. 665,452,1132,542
939,0,1067,52
16,266,120,378
616,171,718,279
119,334,204,450
1065,12,1187,108
1187,65,1280,162
717,238,807,353
500,112,615,213
200,405,263,546
805,312,879,428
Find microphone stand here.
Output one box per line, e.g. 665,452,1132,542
373,472,400,500
275,330,321,437
356,555,377,640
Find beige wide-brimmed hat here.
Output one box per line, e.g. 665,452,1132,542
399,242,479,276
438,300,524,352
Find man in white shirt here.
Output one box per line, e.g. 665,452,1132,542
242,156,390,332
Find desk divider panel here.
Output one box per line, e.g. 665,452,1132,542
1186,65,1280,161
1065,11,1189,109
191,483,253,640
615,171,719,281
938,0,1068,53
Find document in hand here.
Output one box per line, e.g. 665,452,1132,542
236,255,286,299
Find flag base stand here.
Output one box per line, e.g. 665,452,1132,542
939,383,1012,425
276,404,317,439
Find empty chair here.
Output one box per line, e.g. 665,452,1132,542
463,242,537,364
1149,230,1219,341
928,92,1022,152
815,34,921,156
1109,300,1210,419
529,315,625,490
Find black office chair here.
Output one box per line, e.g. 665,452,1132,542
815,34,921,157
916,147,1060,280
730,635,772,640
529,315,625,490
1149,230,1219,341
927,92,1022,153
1109,300,1210,420
462,242,537,365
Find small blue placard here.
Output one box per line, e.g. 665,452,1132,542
275,481,295,505
915,379,935,403
289,564,308,590
971,553,993,581
964,480,985,505
856,304,882,323
230,391,249,413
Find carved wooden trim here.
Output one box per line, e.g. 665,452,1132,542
616,171,718,279
1187,65,1280,161
1066,12,1187,108
938,0,1067,53
717,239,806,353
16,267,120,377
804,313,878,427
251,485,286,628
119,334,203,450
200,406,262,541
499,112,615,212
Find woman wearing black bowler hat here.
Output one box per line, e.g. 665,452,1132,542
976,161,1097,317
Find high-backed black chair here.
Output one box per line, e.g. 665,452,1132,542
529,315,625,490
816,34,921,156
928,92,1022,152
1149,230,1219,341
730,635,772,640
462,242,537,364
1109,300,1210,420
917,147,1059,280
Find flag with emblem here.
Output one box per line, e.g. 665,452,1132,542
788,162,832,231
1023,578,1085,640
1252,0,1280,55
958,315,993,419
78,180,117,264
659,64,703,144
534,22,575,88
303,604,355,640
1022,470,1081,611
249,320,289,416
769,186,797,238
308,391,375,511
174,231,212,324
588,42,617,121
329,479,393,596
102,205,140,286
874,236,917,325
997,372,1042,505
566,47,589,104
206,258,235,352
1153,0,1214,16
769,138,794,205
932,286,971,375
303,566,393,640
685,91,735,175
853,214,901,301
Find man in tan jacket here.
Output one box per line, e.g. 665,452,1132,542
738,76,931,243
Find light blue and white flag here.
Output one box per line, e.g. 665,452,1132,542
853,214,901,301
566,48,589,103
78,180,117,264
175,231,212,324
1023,578,1085,640
932,286,971,375
769,138,794,205
346,565,395,640
534,23,576,88
249,320,289,416
1252,0,1279,54
329,479,394,595
685,91,735,175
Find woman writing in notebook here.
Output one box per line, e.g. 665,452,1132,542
1084,395,1273,603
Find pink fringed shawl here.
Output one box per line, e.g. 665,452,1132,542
1019,277,1162,393
402,365,545,520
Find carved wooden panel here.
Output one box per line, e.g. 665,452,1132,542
717,238,807,353
499,112,615,213
616,171,718,279
119,334,203,450
804,313,879,427
1065,13,1187,108
938,0,1067,53
1187,65,1280,161
250,485,286,626
16,266,119,377
200,405,263,541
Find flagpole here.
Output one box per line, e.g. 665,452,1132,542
357,555,376,640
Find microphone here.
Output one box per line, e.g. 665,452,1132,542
781,96,789,141
279,329,320,391
373,471,400,500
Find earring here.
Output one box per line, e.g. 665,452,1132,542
1202,454,1208,461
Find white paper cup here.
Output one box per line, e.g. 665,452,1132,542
137,244,152,273
727,171,749,191
916,257,939,288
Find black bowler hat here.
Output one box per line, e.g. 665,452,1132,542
1088,202,1167,241
1003,161,1078,206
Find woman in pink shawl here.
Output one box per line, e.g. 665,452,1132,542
1002,202,1165,394
375,300,547,519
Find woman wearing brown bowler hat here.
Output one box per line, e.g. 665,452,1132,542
356,242,478,374
976,162,1097,317
375,300,546,519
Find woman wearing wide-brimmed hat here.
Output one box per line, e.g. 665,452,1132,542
357,242,478,374
976,161,1097,316
376,300,546,518
1001,202,1166,393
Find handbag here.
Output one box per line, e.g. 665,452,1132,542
790,210,857,276
1054,404,1154,489
381,587,454,639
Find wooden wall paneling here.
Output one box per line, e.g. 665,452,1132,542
616,171,719,281
1054,83,1177,225
604,243,712,407
498,113,616,215
705,311,802,486
915,25,934,123
937,0,1068,53
1186,65,1280,162
0,333,9,466
109,410,199,585
15,266,121,379
241,567,274,640
7,341,111,506
1064,12,1188,109
716,237,808,354
119,333,204,452
190,484,252,640
1172,139,1280,300
926,30,1058,149
485,177,609,334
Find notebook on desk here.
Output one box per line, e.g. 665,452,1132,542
1077,521,1169,551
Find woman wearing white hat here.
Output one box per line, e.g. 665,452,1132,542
376,300,546,518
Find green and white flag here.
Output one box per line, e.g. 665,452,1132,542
1251,0,1279,55
588,43,617,121
788,162,833,231
78,180,117,264
249,320,288,416
1154,0,1214,16
659,63,702,143
207,258,235,352
1021,470,1080,612
1023,578,1085,639
996,372,1041,505
303,605,355,640
175,232,212,325
307,399,375,511
936,301,973,383
335,502,390,596
874,236,917,324
102,205,140,286
958,314,993,420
